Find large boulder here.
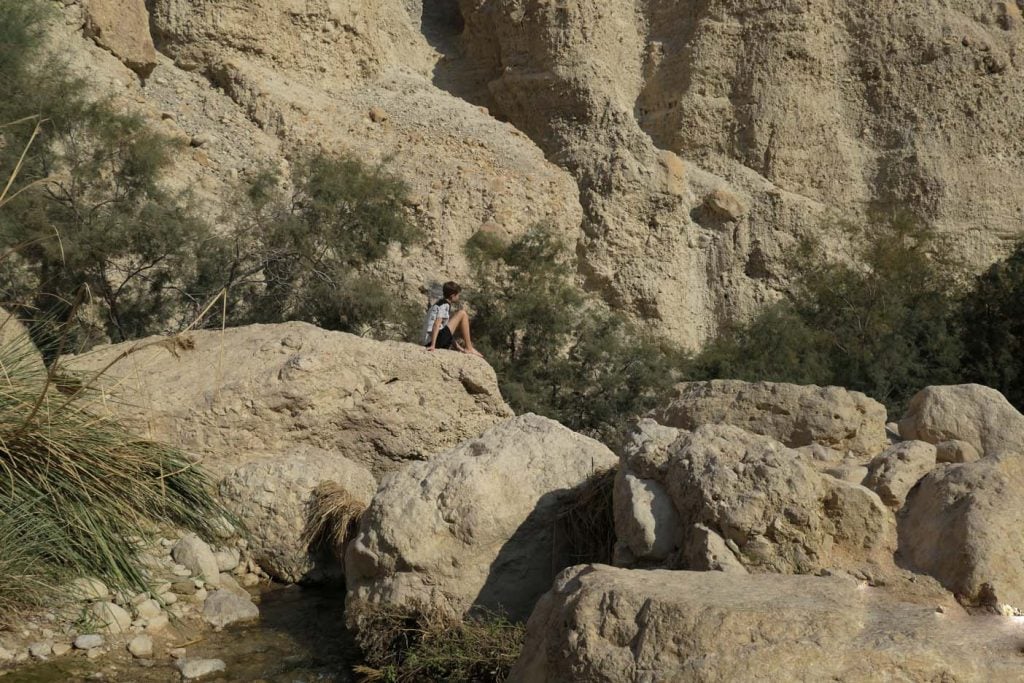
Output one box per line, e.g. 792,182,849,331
345,414,617,621
651,380,888,458
898,453,1024,610
63,322,512,478
510,565,1024,682
899,385,1024,458
218,446,376,583
863,441,937,509
83,0,159,77
614,420,894,574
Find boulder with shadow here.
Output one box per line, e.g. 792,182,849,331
344,414,617,622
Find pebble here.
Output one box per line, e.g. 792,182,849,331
74,634,105,650
128,635,153,658
145,613,170,634
177,658,226,680
136,599,163,620
29,641,52,659
69,577,109,602
86,647,105,660
51,642,72,656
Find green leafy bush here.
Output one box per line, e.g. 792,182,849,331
195,156,422,339
0,0,209,350
694,213,966,415
960,241,1024,408
466,225,687,447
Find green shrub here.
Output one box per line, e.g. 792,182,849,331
960,241,1024,408
694,213,966,415
195,156,422,339
0,0,210,350
0,322,234,619
466,225,687,447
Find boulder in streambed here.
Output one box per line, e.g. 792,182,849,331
345,414,617,622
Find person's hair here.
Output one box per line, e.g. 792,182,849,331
442,281,462,300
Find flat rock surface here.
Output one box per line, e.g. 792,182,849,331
64,322,512,478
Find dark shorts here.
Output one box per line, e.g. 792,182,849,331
428,326,455,350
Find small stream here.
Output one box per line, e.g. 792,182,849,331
2,585,361,683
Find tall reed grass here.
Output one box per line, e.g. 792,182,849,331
0,127,232,621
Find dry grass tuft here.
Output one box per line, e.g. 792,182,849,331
303,481,366,563
349,599,524,683
556,466,617,566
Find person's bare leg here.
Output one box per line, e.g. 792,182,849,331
447,310,483,357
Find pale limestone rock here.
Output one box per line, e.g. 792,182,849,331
899,454,1024,610
653,380,888,458
176,658,226,680
202,590,259,629
823,463,869,485
65,323,512,478
68,577,109,602
218,446,376,583
899,385,1024,457
681,524,747,574
346,414,617,621
127,634,153,658
83,0,158,77
28,642,52,659
510,565,1024,682
702,188,748,221
89,602,131,634
612,472,680,563
73,634,104,650
215,573,249,599
213,549,240,573
145,613,169,634
172,534,221,587
935,439,981,464
617,423,894,575
864,441,938,508
134,598,162,620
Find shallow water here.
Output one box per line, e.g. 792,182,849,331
2,585,359,683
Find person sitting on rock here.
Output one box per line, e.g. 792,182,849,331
423,281,484,358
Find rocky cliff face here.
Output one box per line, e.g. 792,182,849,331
63,0,1024,347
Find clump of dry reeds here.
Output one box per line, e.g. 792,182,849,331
349,599,524,683
303,481,366,563
556,466,618,566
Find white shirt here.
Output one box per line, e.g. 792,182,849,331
422,302,451,345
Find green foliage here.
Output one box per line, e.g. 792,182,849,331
466,225,686,447
960,241,1024,408
195,155,421,340
351,601,525,683
0,0,209,349
0,322,234,619
694,213,966,414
